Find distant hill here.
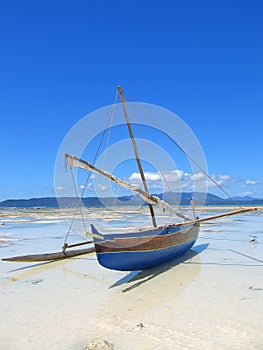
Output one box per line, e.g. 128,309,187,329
0,192,262,208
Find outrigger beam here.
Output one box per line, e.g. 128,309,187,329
174,207,257,227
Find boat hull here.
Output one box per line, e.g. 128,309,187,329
92,223,199,271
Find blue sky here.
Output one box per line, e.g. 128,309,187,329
0,0,262,201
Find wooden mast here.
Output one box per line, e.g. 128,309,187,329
118,86,157,228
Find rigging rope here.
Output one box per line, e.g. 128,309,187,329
62,166,88,247
122,89,243,209
64,91,119,246
123,102,183,210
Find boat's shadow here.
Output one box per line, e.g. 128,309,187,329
109,243,208,292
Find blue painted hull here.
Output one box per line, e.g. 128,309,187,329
96,237,197,270
92,223,199,271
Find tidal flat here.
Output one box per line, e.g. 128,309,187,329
0,206,263,349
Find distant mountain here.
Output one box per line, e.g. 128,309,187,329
0,192,262,208
0,197,60,208
233,196,261,201
159,192,226,205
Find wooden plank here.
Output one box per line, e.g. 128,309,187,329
2,247,95,262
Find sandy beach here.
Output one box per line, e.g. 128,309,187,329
0,206,263,349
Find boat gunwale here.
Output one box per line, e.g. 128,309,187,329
92,221,198,242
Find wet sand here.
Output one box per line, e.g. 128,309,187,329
0,207,263,349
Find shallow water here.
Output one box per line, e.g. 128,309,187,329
0,206,263,350
0,206,262,250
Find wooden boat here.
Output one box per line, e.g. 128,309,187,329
62,86,256,271
2,86,257,269
90,223,199,271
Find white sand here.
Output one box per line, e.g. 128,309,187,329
0,208,263,349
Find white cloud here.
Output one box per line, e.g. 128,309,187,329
145,172,162,181
129,172,141,181
78,183,95,192
56,186,64,191
97,184,108,191
237,191,254,197
208,174,232,187
129,170,184,189
192,173,207,181
129,172,161,181
246,179,259,185
241,179,260,188
128,170,234,192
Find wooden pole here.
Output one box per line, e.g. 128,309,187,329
174,207,257,227
118,86,157,227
